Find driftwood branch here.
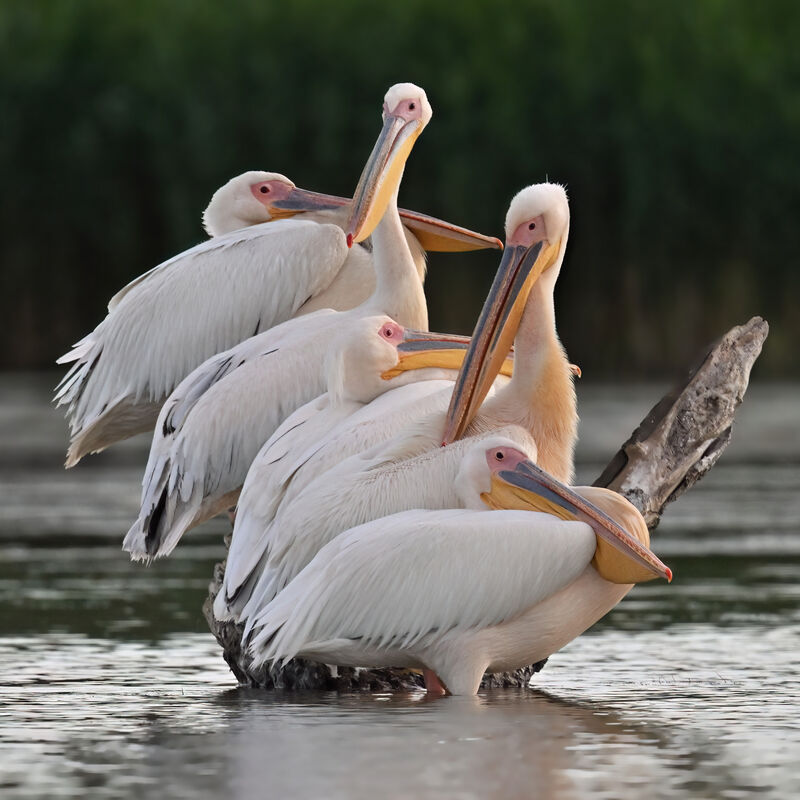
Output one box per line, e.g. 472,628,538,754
594,316,768,520
203,316,768,690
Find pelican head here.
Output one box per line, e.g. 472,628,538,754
324,315,502,406
202,170,348,236
441,183,570,444
477,445,672,583
455,435,539,510
345,83,433,246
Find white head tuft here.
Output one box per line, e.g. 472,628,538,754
505,183,569,245
202,171,295,236
383,83,433,128
324,315,407,406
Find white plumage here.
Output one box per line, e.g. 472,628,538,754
245,437,648,696
216,370,515,618
56,160,499,466
123,308,339,559
217,377,475,612
55,177,376,466
253,509,594,660
235,423,535,628
220,182,576,626
124,82,457,561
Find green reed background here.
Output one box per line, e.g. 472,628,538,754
1,0,797,376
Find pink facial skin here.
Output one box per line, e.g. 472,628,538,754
383,97,424,122
378,320,405,346
485,446,531,474
509,214,548,248
250,179,295,208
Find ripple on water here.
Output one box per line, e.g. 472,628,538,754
0,625,798,800
2,377,799,799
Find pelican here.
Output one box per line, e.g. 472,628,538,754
124,82,476,560
55,167,501,466
220,346,536,589
224,421,531,624
123,316,494,560
442,182,576,481
221,182,575,623
246,438,671,696
213,336,520,610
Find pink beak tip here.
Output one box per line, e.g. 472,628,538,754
346,234,353,249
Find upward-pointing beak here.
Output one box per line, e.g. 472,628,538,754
345,111,424,246
482,457,673,584
440,235,563,444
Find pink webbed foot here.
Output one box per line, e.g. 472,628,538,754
423,668,448,695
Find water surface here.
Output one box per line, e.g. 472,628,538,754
1,375,798,798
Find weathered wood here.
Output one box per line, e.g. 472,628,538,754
203,316,768,690
594,316,768,521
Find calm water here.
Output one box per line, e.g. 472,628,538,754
1,374,799,799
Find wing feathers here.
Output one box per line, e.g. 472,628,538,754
248,510,595,664
56,220,348,457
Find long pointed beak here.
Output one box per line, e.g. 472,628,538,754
440,237,562,444
268,187,350,219
482,458,672,583
396,209,503,252
381,329,515,380
268,184,502,252
346,112,423,246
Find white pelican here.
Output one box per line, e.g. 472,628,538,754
214,338,519,614
124,316,489,560
246,438,671,696
442,182,576,481
222,182,575,623
226,421,531,624
123,82,473,560
55,167,501,466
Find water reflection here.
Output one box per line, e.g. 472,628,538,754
2,628,798,799
1,376,799,799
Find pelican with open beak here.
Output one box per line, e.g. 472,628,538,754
246,437,671,696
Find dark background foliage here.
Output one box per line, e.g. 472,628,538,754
2,0,797,376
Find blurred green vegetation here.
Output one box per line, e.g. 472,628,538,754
1,0,797,376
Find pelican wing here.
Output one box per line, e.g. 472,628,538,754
220,393,361,609
222,380,518,623
236,412,462,629
122,310,339,561
249,508,596,664
216,380,454,619
55,220,352,458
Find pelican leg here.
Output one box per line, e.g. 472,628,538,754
423,669,448,695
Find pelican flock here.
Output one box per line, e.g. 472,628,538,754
56,81,672,696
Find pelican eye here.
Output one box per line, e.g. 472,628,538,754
495,451,504,460
260,185,270,194
528,222,536,230
409,102,416,110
